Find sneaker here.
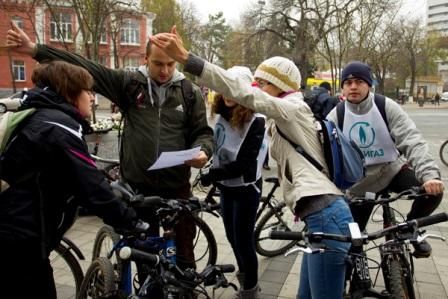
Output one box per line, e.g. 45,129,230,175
412,240,432,258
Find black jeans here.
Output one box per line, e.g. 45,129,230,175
0,241,56,299
219,181,261,290
350,166,443,231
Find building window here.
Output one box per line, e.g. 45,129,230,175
123,56,139,71
100,30,107,44
120,19,140,45
98,56,108,66
12,16,23,29
50,13,73,41
13,60,25,81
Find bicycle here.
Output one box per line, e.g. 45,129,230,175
439,139,448,167
346,188,442,298
91,180,218,281
192,168,304,257
51,236,85,299
79,188,231,298
271,189,448,299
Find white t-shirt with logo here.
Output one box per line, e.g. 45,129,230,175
213,113,268,188
342,102,399,166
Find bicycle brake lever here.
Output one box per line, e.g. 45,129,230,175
416,233,446,243
285,246,324,256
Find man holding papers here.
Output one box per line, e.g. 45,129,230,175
5,22,214,273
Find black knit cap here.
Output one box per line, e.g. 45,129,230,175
341,61,373,88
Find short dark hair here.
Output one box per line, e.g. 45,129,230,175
319,81,331,91
31,61,93,105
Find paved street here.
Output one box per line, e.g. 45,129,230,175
61,101,448,298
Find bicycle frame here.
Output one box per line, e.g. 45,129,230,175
271,210,448,299
108,233,167,296
256,177,281,220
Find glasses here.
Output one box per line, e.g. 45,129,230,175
256,80,272,88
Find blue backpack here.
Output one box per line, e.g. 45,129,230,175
276,117,365,190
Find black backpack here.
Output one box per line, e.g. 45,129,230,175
303,89,339,120
119,74,196,140
124,72,196,118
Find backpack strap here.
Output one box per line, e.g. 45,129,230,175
275,125,324,171
336,94,389,131
373,94,389,130
180,79,195,119
336,101,345,130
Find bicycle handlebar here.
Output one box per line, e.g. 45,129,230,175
414,212,448,228
349,187,426,206
118,246,234,288
270,212,448,244
119,246,160,267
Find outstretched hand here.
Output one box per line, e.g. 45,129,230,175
5,21,36,56
150,25,189,64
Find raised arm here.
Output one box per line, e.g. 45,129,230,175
6,21,129,109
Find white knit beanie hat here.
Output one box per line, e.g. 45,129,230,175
254,56,301,92
227,66,254,85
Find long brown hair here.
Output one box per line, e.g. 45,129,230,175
211,93,254,129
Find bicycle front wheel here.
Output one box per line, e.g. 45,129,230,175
189,213,218,271
78,257,117,299
439,140,448,167
51,243,84,299
254,202,303,257
384,255,416,299
91,225,123,280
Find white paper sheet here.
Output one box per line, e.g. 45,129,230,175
147,146,201,171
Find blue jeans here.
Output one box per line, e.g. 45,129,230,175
297,197,353,299
220,184,260,290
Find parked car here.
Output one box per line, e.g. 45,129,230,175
0,91,23,113
441,92,448,102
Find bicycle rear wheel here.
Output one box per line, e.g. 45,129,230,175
78,257,118,299
254,202,303,257
439,140,448,167
50,243,84,299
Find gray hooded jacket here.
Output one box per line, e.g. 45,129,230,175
326,92,441,196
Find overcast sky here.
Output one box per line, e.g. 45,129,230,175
191,0,426,25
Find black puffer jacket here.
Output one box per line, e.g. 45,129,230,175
0,87,137,252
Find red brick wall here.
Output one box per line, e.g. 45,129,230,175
0,2,38,90
0,1,149,92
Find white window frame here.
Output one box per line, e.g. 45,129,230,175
50,12,73,42
13,60,26,82
123,56,139,71
100,29,107,44
120,19,140,45
12,16,24,29
98,56,108,67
